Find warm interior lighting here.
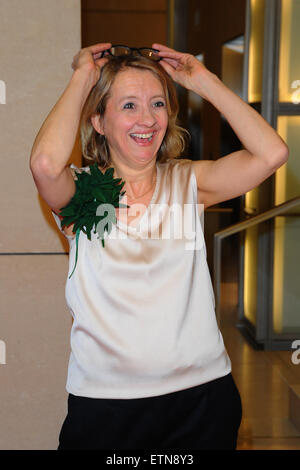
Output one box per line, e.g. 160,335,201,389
276,116,300,207
272,118,288,333
273,116,300,334
243,0,266,325
244,225,258,326
245,2,300,336
272,217,284,333
248,0,265,103
278,0,300,102
244,187,259,327
222,37,244,99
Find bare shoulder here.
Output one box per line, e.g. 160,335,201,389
191,159,215,180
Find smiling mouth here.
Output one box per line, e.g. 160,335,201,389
130,132,155,143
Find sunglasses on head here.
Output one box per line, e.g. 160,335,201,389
100,45,161,62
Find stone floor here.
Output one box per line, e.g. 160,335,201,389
219,281,300,450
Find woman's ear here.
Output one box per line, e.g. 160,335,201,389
91,113,105,135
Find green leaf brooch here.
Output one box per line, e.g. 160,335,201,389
58,163,128,278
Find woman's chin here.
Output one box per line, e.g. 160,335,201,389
129,150,158,165
135,154,157,165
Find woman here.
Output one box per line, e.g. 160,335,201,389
30,43,288,450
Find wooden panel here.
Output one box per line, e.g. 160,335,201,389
180,0,247,167
82,11,167,47
82,0,167,12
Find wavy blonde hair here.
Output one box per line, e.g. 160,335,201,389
80,55,189,168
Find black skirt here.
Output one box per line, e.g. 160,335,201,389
58,372,242,450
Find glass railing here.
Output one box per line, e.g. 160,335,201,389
213,195,300,349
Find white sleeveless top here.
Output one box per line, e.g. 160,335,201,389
52,158,231,399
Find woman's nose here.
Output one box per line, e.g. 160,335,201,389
138,106,156,127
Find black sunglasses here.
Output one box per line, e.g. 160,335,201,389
100,45,161,62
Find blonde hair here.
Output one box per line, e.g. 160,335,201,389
80,55,189,168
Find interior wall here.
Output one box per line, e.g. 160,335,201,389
174,0,247,274
0,0,81,450
81,0,168,48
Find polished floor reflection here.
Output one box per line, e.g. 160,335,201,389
219,281,300,450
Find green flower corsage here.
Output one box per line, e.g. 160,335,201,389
59,163,128,278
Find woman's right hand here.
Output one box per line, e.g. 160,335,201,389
71,42,112,86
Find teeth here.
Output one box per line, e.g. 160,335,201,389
131,133,153,139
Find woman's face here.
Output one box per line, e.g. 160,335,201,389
96,68,169,169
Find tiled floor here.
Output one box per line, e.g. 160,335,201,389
219,281,300,450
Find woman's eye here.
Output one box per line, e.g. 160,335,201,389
123,102,135,109
154,101,165,108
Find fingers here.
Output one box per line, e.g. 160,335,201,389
152,44,187,69
158,59,176,78
152,43,175,53
151,44,180,77
85,43,112,54
94,56,109,68
72,43,111,70
157,50,183,60
73,43,111,63
160,57,179,69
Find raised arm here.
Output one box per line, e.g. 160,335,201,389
30,43,111,214
153,43,289,209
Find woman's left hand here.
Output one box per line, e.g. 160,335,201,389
152,43,214,99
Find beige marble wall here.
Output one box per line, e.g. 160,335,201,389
0,0,81,449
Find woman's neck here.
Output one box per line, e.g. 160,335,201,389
109,159,157,200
